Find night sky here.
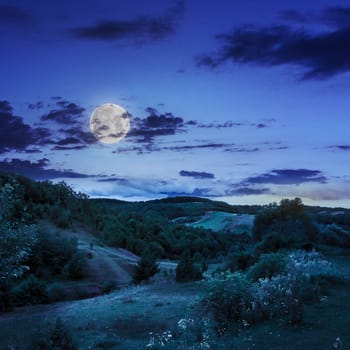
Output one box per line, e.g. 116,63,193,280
1,0,350,207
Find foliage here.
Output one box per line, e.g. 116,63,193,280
247,253,286,281
29,227,81,278
226,251,257,272
133,249,160,283
253,198,318,247
10,274,48,306
62,252,86,280
320,223,350,248
0,223,36,287
203,272,254,334
176,252,203,283
255,232,289,253
203,250,342,333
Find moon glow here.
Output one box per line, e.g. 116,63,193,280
90,103,130,144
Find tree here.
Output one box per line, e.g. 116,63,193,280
133,249,160,283
176,251,203,283
0,182,36,310
253,198,318,247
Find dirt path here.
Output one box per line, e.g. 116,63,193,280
67,228,177,288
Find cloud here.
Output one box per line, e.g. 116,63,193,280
69,0,184,44
98,177,128,183
40,100,85,124
329,145,350,151
27,101,44,110
226,187,270,196
0,158,90,180
160,188,212,198
197,7,350,80
179,170,215,179
0,98,97,153
38,99,97,149
128,107,185,143
243,169,327,185
60,126,96,145
0,100,50,153
0,5,33,25
193,121,243,128
113,141,260,154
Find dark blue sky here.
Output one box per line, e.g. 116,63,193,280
1,0,350,207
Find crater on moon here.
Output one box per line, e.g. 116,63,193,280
90,103,130,144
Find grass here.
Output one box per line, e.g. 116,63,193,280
189,211,254,234
2,262,350,349
2,234,350,350
0,281,200,349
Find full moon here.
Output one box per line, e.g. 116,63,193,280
90,103,130,144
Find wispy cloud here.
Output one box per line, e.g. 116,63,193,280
243,169,327,185
69,0,184,45
226,187,270,196
197,6,350,80
0,158,91,180
128,107,185,143
328,145,350,151
179,170,215,179
0,100,51,153
40,100,85,125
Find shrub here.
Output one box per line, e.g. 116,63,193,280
30,229,78,277
63,252,85,280
176,253,202,283
203,272,254,334
203,250,342,330
226,251,257,272
10,275,48,306
247,253,286,282
133,249,160,283
255,232,289,253
253,273,306,324
253,250,342,323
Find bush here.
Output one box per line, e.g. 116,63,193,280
253,250,342,323
133,249,160,283
247,253,286,282
63,252,85,280
226,251,257,272
30,229,80,278
176,253,202,283
203,272,254,334
255,232,289,253
253,273,306,324
10,275,48,306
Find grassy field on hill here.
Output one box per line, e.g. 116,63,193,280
189,211,254,234
1,252,350,349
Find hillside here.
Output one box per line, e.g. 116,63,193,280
1,172,350,349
